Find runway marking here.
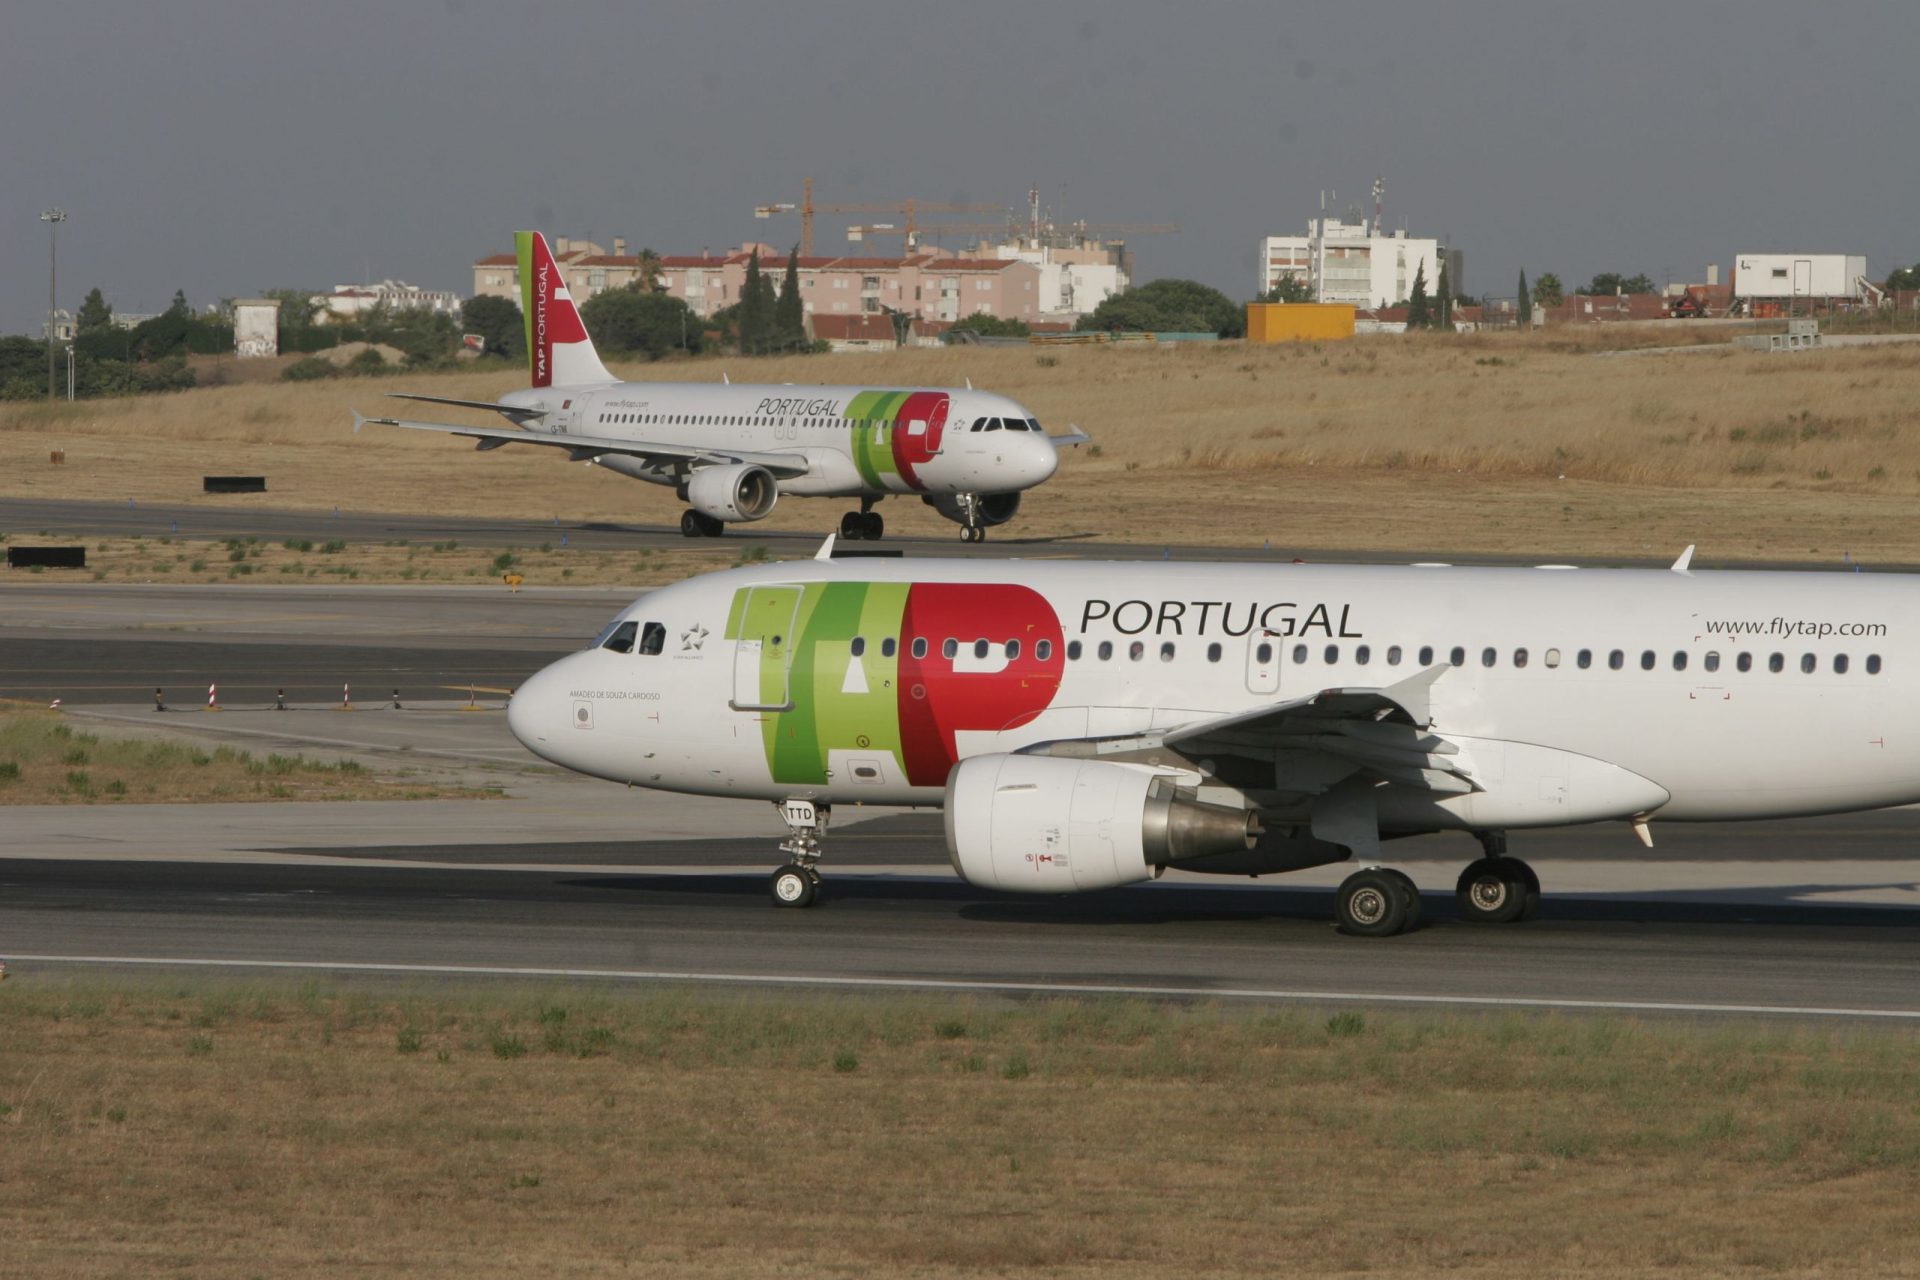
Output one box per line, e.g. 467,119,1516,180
10,954,1920,1020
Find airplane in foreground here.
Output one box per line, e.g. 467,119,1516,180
356,231,1083,541
504,544,1913,935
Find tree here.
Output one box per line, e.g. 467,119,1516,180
578,289,701,360
736,250,771,354
1435,258,1454,332
1517,270,1532,327
167,289,191,318
1532,272,1564,307
773,247,806,352
1258,276,1313,304
76,287,114,335
1077,278,1244,337
951,313,1031,338
1404,262,1430,330
461,294,525,360
635,248,663,293
1583,271,1656,296
1886,263,1920,292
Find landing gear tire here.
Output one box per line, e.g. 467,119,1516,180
1381,868,1423,931
961,525,985,544
681,509,724,538
863,512,884,539
1455,856,1537,924
770,864,818,908
1336,868,1413,937
839,511,865,540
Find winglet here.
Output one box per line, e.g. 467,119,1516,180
814,533,836,561
965,376,974,390
351,410,366,434
723,371,731,385
1670,544,1695,575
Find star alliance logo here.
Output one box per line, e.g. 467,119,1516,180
680,624,709,652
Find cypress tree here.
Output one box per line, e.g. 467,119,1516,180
1405,262,1430,331
738,250,768,354
1517,269,1532,327
1435,258,1453,332
774,246,805,352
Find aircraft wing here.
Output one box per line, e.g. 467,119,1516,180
1048,425,1092,447
1158,665,1475,795
387,392,547,424
351,412,815,479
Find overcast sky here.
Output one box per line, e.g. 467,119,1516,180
4,1,1916,331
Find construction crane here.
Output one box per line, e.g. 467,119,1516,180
754,178,1004,257
844,221,1016,253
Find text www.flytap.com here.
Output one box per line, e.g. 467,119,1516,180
1703,618,1888,639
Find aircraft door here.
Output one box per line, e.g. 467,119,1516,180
730,585,802,711
1245,632,1281,695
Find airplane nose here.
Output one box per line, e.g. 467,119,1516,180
1029,436,1060,485
507,656,574,764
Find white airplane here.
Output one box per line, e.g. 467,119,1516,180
356,231,1081,542
503,545,1914,936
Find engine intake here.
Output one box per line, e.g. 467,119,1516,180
944,754,1258,893
686,464,778,522
924,491,1021,528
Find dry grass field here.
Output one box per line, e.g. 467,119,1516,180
4,979,1919,1277
5,328,1920,566
0,707,499,803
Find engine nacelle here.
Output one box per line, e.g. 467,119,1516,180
686,464,778,522
924,491,1021,528
944,754,1259,893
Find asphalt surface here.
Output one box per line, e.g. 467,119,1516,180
4,496,1907,571
5,854,1919,1018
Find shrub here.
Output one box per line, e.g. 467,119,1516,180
280,356,339,382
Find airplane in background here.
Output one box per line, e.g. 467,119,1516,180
504,544,1918,936
356,231,1084,542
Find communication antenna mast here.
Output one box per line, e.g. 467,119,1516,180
1372,176,1384,237
1028,186,1041,241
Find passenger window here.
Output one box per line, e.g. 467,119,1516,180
1704,652,1720,672
881,638,896,658
1608,650,1624,671
1737,652,1752,672
601,620,639,654
1418,646,1434,665
637,622,665,656
911,638,928,659
1514,648,1529,669
850,637,866,657
1449,647,1465,667
1066,640,1082,661
1128,641,1145,661
1768,653,1784,673
942,638,958,660
1481,647,1496,668
1325,645,1340,664
1672,651,1687,671
1640,650,1655,671
1867,654,1882,674
1833,653,1848,674
1035,640,1051,661
1800,653,1816,674
1206,642,1222,662
1097,641,1113,660
1576,649,1591,669
1006,639,1021,660
1545,648,1561,668
1387,645,1402,665
973,639,990,659
1355,645,1371,665
1160,642,1175,662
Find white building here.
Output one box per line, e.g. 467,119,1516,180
975,238,1128,322
1257,218,1441,309
232,299,280,359
1733,253,1869,301
321,279,463,319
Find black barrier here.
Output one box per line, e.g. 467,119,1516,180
7,546,86,569
203,476,268,494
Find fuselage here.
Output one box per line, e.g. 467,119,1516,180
498,382,1059,499
507,557,1920,832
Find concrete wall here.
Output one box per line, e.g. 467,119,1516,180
232,300,279,359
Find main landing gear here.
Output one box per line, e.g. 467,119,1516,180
769,797,828,908
680,509,725,538
839,499,884,541
1332,832,1539,936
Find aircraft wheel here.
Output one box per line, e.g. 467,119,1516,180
681,510,704,538
1456,857,1530,924
1335,868,1410,937
839,511,865,540
1381,868,1423,931
863,512,885,539
770,864,818,908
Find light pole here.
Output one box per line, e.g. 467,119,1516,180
40,209,67,400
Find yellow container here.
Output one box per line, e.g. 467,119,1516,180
1246,302,1356,342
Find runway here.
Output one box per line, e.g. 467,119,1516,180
4,496,1905,571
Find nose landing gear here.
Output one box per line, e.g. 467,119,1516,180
769,798,829,908
954,492,985,543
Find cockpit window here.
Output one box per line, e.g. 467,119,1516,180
600,620,639,654
983,417,1003,432
1026,418,1044,433
1002,417,1028,431
637,622,665,656
971,417,987,432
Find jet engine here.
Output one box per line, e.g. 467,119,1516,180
685,464,778,523
924,491,1021,529
944,754,1259,893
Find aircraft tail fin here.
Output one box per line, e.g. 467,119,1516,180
516,231,615,388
